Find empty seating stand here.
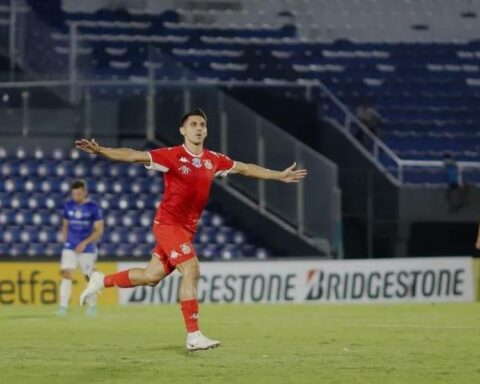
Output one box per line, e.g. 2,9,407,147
0,146,272,260
8,0,480,185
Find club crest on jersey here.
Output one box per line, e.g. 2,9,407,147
204,160,213,170
180,243,192,254
192,157,202,168
74,210,82,219
179,157,189,164
178,166,191,175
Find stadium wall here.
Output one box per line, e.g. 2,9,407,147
1,258,477,305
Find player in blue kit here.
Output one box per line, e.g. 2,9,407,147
56,179,104,316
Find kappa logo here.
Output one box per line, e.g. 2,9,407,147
170,250,180,259
204,159,213,170
192,157,202,168
179,157,189,163
178,166,191,175
180,243,192,254
190,313,199,320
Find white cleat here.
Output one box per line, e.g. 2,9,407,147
79,271,105,306
186,331,221,351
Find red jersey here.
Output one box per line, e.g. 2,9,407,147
145,144,235,233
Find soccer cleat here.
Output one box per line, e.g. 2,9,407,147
79,271,105,306
186,331,220,351
85,306,97,317
55,306,68,316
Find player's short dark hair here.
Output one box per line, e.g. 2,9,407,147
71,179,87,191
180,108,207,126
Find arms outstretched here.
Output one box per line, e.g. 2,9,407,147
231,161,307,183
75,138,150,165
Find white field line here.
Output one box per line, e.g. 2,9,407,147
343,323,479,330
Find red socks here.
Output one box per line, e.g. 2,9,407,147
181,299,199,332
103,270,133,288
104,272,199,333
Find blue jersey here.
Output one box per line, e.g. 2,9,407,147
445,163,459,185
63,199,103,253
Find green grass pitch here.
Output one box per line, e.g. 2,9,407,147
1,303,480,383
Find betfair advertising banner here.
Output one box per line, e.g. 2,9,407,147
0,262,118,305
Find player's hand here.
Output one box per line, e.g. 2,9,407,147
279,162,308,183
75,138,102,154
75,242,87,253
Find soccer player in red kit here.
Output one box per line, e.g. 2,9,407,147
76,108,307,351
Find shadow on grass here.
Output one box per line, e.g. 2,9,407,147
2,314,54,320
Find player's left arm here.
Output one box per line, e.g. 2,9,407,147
230,161,307,183
74,220,104,253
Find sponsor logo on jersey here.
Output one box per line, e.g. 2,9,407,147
170,250,180,259
178,166,191,175
180,243,192,254
179,157,189,163
204,160,213,170
192,157,202,168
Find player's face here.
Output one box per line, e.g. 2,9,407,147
71,187,87,203
181,116,207,145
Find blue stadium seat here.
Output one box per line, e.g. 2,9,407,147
3,227,21,242
49,212,62,227
132,244,152,258
38,227,58,243
55,161,75,177
4,178,22,193
10,193,29,209
215,227,234,244
20,228,39,243
0,209,15,225
0,146,7,159
121,211,140,227
27,243,46,257
117,243,134,257
14,210,31,225
219,244,240,260
127,228,146,244
99,243,117,257
104,210,123,227
196,227,215,244
45,243,63,257
9,243,28,257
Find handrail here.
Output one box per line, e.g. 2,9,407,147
314,80,402,164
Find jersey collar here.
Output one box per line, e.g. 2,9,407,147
182,144,203,158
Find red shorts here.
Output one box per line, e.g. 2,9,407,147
152,223,197,274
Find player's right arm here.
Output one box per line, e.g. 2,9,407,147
75,138,150,165
61,219,68,243
475,224,480,250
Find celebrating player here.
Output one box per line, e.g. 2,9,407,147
75,108,307,350
57,179,104,316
